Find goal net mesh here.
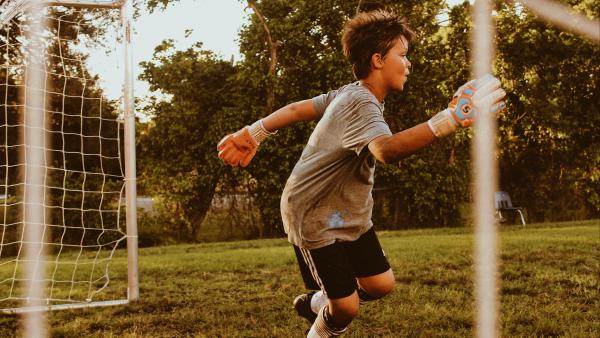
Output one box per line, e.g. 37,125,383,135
0,2,127,309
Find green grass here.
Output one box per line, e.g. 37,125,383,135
1,220,598,337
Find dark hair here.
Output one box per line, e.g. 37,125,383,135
342,10,415,79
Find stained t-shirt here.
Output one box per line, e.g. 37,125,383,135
280,82,392,249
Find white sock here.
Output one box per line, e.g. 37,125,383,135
310,290,328,314
307,305,347,338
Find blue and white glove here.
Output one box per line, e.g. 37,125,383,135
428,74,507,138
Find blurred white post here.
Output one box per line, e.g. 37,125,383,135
471,1,499,338
515,0,600,43
121,0,139,302
22,3,49,337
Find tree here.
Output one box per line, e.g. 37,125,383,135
138,0,598,241
138,41,239,240
494,0,600,221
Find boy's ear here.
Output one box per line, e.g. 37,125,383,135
371,53,384,70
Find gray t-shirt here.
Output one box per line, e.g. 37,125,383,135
280,83,392,249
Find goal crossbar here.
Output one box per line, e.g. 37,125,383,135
0,0,125,24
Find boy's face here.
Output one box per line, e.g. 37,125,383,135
381,35,411,92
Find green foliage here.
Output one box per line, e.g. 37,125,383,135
137,0,599,240
1,221,596,337
138,41,240,241
370,1,472,227
494,1,600,221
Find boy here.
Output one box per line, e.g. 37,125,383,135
217,9,505,338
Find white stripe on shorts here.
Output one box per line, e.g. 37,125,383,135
300,248,325,292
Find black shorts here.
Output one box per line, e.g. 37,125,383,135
293,227,391,300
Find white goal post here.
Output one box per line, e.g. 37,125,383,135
0,0,138,319
471,1,598,338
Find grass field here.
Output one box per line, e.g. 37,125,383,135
1,220,598,337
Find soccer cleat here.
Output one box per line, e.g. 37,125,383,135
293,292,318,324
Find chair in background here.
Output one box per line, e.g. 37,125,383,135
494,191,526,226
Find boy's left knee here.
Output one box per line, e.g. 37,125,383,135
358,268,396,299
362,279,395,299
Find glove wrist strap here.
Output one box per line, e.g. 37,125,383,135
248,119,276,143
428,108,458,138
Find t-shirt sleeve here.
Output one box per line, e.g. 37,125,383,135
311,88,342,116
342,101,392,155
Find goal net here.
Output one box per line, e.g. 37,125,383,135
0,0,138,315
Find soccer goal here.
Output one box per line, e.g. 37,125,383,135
0,0,138,317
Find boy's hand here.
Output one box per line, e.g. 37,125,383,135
449,74,506,127
217,119,276,167
217,128,258,167
428,74,506,138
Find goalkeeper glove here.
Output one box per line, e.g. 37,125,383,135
217,119,276,167
428,74,506,138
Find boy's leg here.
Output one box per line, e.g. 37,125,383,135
294,227,393,336
296,243,361,336
292,245,327,324
306,293,358,337
326,291,359,327
357,268,395,300
344,227,395,302
293,245,321,290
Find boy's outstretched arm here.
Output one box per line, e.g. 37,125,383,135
262,99,319,131
368,123,436,164
217,99,318,167
369,74,506,164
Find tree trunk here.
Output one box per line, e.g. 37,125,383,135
247,0,278,114
190,184,217,241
